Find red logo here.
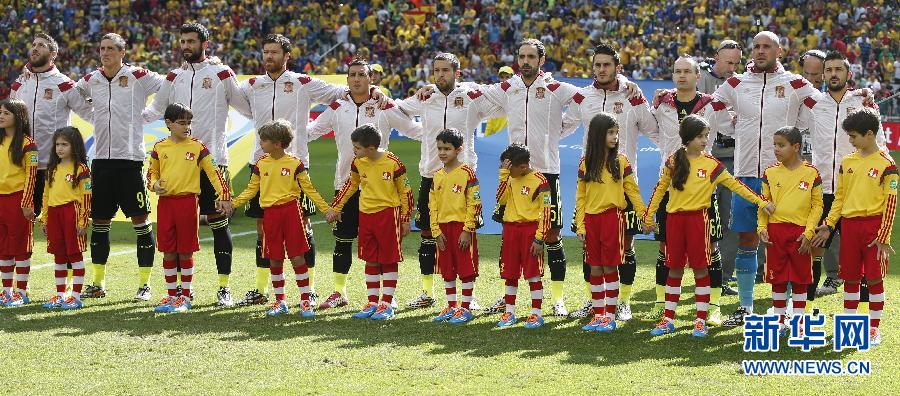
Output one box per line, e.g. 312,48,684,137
798,181,809,190
382,171,392,180
281,168,290,176
184,152,195,161
65,174,74,182
451,184,462,193
520,186,531,195
868,168,879,178
697,169,707,178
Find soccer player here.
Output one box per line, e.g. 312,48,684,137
799,50,826,90
308,59,419,311
575,113,645,333
39,127,91,310
643,115,773,337
75,33,165,300
0,99,39,307
143,23,243,306
232,34,350,307
494,144,551,329
395,52,500,310
711,31,819,326
429,129,481,324
698,40,743,94
147,103,233,313
813,108,896,347
332,124,414,321
232,120,335,317
757,127,823,336
649,56,734,325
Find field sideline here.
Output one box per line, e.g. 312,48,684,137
0,139,896,393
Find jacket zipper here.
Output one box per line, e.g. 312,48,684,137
831,93,844,193
188,64,196,107
31,75,39,138
107,77,113,158
524,86,529,145
757,73,767,178
271,76,277,119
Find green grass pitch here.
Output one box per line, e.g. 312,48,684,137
1,139,896,393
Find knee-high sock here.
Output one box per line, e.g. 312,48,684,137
333,238,353,294
364,265,380,303
619,248,636,302
70,259,85,299
0,259,12,294
547,241,566,302
868,282,884,328
294,264,310,301
527,276,542,316
444,279,457,308
807,256,823,302
791,284,808,316
270,266,286,302
256,239,270,268
664,276,683,323
163,259,178,297
381,262,398,304
708,249,723,309
209,218,233,286
53,257,67,299
90,223,111,265
15,258,31,295
504,278,518,314
843,282,861,314
304,231,316,270
460,277,474,309
735,247,758,311
179,258,194,298
604,271,620,319
134,222,155,269
589,275,605,316
655,250,667,309
695,274,711,321
772,283,788,324
418,238,436,296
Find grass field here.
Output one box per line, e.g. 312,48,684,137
1,139,897,393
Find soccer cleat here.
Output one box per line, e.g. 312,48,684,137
43,296,64,309
650,319,676,336
406,292,435,309
309,292,318,307
721,284,738,296
448,307,474,324
318,291,349,310
582,315,604,331
175,285,184,297
154,296,177,313
299,300,314,318
596,317,617,332
569,300,593,319
0,290,12,305
551,300,568,317
816,277,843,296
216,287,234,307
468,298,481,311
59,296,83,310
266,300,289,316
707,307,724,326
483,298,506,314
691,319,708,337
370,303,395,320
238,290,269,306
722,307,750,327
352,302,378,319
644,305,665,322
169,296,191,313
870,328,882,347
523,314,545,329
433,306,457,322
616,302,633,321
134,285,152,301
81,285,106,299
4,291,30,307
778,324,792,339
497,312,517,327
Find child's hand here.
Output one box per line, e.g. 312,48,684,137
435,234,446,251
796,234,812,254
530,240,543,257
868,240,895,261
759,230,772,245
401,223,411,238
152,179,168,195
77,226,87,236
325,210,342,223
577,233,585,242
21,207,34,221
216,200,234,217
458,231,471,250
41,223,48,236
762,202,776,215
811,225,831,247
501,159,511,170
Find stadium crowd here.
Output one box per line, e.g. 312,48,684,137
0,0,897,109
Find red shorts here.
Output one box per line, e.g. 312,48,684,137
46,202,86,256
665,210,710,269
500,222,544,280
263,199,309,261
839,215,889,282
764,223,812,284
358,207,403,263
584,208,625,267
0,191,32,257
436,222,479,281
157,195,200,254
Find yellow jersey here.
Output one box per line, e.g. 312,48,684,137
429,164,481,236
233,153,330,211
757,161,824,238
39,163,92,229
0,135,38,208
147,137,231,200
575,153,645,234
824,151,898,244
333,151,413,223
497,169,551,240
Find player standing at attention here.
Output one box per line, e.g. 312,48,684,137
643,115,773,337
332,124,413,321
0,99,39,307
147,103,233,313
813,108,896,347
429,129,482,324
39,127,91,310
575,113,645,333
233,120,335,317
757,127,823,335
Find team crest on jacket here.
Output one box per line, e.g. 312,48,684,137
613,102,624,114
184,152,196,161
775,85,785,98
452,184,462,193
284,81,294,93
454,96,464,108
65,174,74,183
697,168,707,178
366,106,375,117
535,87,546,99
520,186,531,195
43,88,53,100
846,106,856,114
381,171,392,180
868,168,879,178
798,181,809,190
280,168,290,176
118,76,129,87
202,77,213,89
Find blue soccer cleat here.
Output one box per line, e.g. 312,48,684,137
43,296,64,309
59,297,83,310
691,319,708,337
448,307,474,324
523,314,544,329
596,317,617,332
299,300,315,318
369,303,395,320
352,302,378,319
650,319,676,336
497,312,517,327
170,296,192,313
154,296,177,313
266,300,289,316
5,291,30,307
433,306,457,322
582,315,604,331
0,290,12,306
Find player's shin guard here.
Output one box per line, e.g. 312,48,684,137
133,222,155,268
418,238,436,297
209,218,233,283
90,223,111,265
808,256,823,302
547,241,566,303
255,239,270,268
868,282,884,328
304,231,316,269
735,247,758,310
619,248,636,302
655,250,667,309
708,249,723,309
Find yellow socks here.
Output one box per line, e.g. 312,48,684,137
620,283,633,303
584,281,592,300
218,274,230,288
333,272,348,295
710,287,722,308
92,264,106,288
255,267,270,293
551,280,564,303
422,274,434,297
138,267,152,287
